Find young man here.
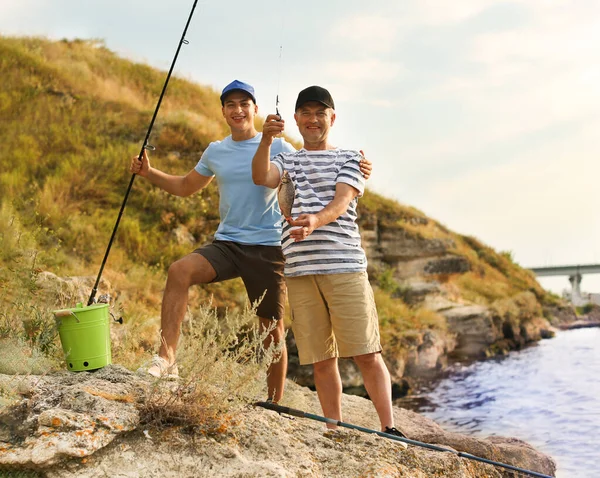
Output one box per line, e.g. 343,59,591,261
251,85,405,436
130,80,371,403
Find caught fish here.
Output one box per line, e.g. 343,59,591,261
277,170,295,221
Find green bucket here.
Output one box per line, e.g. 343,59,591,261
53,302,112,371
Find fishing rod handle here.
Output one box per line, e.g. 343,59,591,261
254,401,304,418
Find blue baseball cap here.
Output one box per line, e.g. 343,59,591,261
220,80,256,105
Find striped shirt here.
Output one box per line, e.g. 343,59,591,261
272,148,367,277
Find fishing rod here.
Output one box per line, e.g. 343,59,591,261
275,43,282,118
87,0,200,306
254,401,554,478
275,1,285,119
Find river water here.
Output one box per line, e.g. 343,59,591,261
396,328,600,478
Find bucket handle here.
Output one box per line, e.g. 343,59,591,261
109,311,123,324
54,310,80,323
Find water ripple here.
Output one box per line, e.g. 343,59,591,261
396,328,600,478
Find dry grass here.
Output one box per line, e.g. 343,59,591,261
0,338,57,375
453,271,512,304
374,287,447,355
0,204,64,374
138,300,281,432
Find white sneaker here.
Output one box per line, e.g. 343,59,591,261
146,355,179,380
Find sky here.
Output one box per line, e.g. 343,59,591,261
1,0,599,295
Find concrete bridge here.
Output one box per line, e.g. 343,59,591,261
528,264,600,305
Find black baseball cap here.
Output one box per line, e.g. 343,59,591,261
295,85,335,111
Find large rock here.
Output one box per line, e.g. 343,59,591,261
440,305,502,358
35,272,113,306
0,367,556,477
0,366,140,468
398,279,443,305
439,304,553,358
404,330,456,376
360,224,456,278
544,304,577,325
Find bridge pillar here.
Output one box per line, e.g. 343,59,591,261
568,273,582,304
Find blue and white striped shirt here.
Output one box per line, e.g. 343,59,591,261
272,148,367,277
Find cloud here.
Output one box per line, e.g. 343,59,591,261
329,14,400,54
324,59,403,84
355,0,600,174
413,117,600,264
406,0,500,26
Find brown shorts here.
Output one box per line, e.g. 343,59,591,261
194,240,286,321
286,271,382,365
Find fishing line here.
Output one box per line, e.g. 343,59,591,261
254,401,554,478
275,0,286,118
87,0,200,306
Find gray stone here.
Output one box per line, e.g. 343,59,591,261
171,224,196,246
424,255,471,275
441,305,501,358
398,279,442,305
0,366,141,467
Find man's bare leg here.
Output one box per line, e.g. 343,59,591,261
259,317,287,403
353,352,394,430
158,253,216,362
313,357,342,428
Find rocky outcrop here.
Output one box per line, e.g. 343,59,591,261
0,367,140,468
543,304,600,330
360,219,456,278
0,366,556,477
440,305,501,358
543,304,577,326
403,329,456,375
418,295,554,360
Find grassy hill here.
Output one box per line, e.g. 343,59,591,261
0,36,557,374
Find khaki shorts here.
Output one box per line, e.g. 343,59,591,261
286,271,382,365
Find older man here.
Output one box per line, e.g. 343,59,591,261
251,86,405,436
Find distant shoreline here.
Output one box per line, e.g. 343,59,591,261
557,320,600,330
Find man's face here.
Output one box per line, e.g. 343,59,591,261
221,91,258,132
294,102,335,145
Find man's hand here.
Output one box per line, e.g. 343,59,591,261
359,150,372,180
288,214,319,242
262,114,285,144
130,149,150,177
